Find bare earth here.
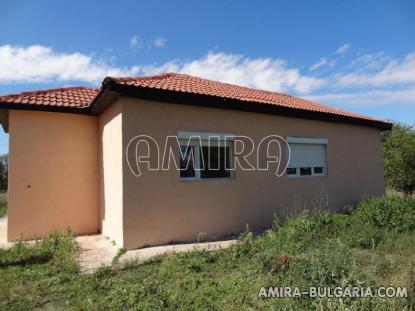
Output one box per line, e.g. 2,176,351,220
0,217,9,247
0,217,238,273
77,234,238,272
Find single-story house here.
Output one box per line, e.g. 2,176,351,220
0,73,392,250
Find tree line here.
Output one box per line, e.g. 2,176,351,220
382,123,415,196
0,154,7,192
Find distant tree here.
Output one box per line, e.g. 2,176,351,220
382,123,415,196
0,154,7,191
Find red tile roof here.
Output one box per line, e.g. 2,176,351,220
0,87,99,108
110,73,389,125
0,73,392,129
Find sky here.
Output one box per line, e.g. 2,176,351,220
0,0,415,153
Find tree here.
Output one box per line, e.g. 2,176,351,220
0,154,7,192
382,123,415,196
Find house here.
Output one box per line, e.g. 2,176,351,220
0,73,392,250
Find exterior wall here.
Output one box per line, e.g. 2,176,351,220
99,101,124,246
119,97,385,250
7,110,99,241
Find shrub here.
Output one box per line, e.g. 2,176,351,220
350,196,415,233
382,123,415,196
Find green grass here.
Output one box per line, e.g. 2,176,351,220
0,196,414,310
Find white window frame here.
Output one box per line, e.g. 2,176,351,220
286,137,328,178
178,132,234,181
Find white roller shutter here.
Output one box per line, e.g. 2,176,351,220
288,143,326,167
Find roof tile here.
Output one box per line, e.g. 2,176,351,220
0,73,391,128
0,87,99,108
110,73,390,125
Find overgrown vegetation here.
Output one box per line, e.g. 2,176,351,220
0,192,6,218
0,154,7,192
0,196,414,310
382,123,415,196
0,202,6,218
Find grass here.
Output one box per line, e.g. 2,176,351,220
0,196,414,310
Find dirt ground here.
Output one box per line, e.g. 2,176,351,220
77,234,238,272
0,217,238,273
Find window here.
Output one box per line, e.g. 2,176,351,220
200,146,231,179
313,167,324,175
286,137,327,177
179,145,196,178
299,167,312,176
178,132,233,180
286,167,297,175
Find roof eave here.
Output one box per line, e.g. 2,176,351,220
89,77,121,115
0,102,92,115
91,80,392,131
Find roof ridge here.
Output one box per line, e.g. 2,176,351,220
109,73,174,83
114,72,293,98
172,73,291,97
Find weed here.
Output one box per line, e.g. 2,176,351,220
0,196,414,310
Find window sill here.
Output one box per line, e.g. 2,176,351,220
179,176,234,182
287,174,326,179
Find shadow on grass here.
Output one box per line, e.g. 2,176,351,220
0,253,52,268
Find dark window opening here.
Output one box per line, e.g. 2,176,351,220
200,146,231,179
300,167,312,176
179,145,196,178
287,167,297,175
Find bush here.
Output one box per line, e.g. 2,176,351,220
350,196,415,232
382,123,415,195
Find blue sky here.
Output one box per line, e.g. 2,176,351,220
1,0,415,153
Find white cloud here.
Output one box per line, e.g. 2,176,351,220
0,45,141,84
130,35,141,48
306,87,415,108
309,57,328,71
346,52,389,71
335,53,415,88
336,43,350,54
0,45,324,93
153,37,166,48
141,52,325,93
2,44,415,109
305,51,415,107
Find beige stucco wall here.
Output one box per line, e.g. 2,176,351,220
5,96,386,249
7,110,99,241
99,101,124,246
118,97,385,250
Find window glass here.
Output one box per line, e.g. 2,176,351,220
179,145,196,178
313,167,323,174
286,167,297,175
300,167,312,176
200,146,231,179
